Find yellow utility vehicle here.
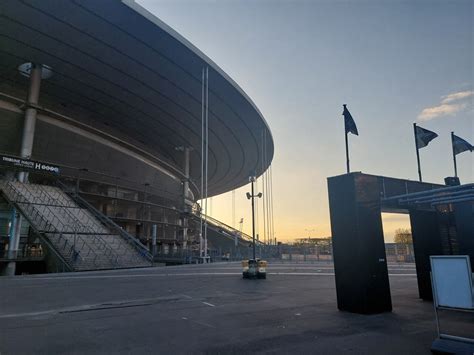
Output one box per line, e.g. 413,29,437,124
242,259,267,279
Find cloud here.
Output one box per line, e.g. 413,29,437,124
418,103,468,121
417,90,473,121
441,91,473,104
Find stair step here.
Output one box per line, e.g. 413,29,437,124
1,181,151,271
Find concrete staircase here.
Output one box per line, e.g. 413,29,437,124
0,181,152,271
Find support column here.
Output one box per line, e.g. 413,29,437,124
182,147,191,247
19,63,43,182
409,209,444,300
328,173,392,314
176,146,192,251
183,147,191,206
152,224,157,257
6,63,43,276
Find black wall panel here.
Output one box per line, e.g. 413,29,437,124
328,173,392,314
409,210,443,300
454,201,474,270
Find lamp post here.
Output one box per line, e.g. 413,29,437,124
246,176,262,261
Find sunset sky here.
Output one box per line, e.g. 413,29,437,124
138,0,473,242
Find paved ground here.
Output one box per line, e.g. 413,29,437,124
0,262,437,354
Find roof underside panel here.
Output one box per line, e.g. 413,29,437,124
0,0,274,197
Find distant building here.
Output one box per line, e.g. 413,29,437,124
294,237,332,245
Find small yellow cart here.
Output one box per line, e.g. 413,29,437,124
242,259,267,279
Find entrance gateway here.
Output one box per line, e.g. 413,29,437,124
327,172,473,314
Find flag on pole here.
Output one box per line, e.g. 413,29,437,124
452,134,473,155
415,125,438,148
413,123,437,182
342,104,359,136
451,132,472,177
342,104,358,174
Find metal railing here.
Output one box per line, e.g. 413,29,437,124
9,182,117,267
0,181,144,270
19,182,104,234
59,181,152,264
2,182,92,268
0,248,44,261
0,182,74,271
153,248,225,264
45,179,152,266
192,212,257,244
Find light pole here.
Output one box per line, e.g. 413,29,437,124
246,176,262,261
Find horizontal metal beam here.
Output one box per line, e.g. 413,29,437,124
432,195,474,206
401,189,474,204
383,183,474,203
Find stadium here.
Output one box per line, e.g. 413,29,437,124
0,0,274,275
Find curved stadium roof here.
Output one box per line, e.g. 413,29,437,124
0,0,274,197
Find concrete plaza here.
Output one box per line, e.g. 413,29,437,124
0,262,437,354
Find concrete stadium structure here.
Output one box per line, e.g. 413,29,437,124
0,0,274,274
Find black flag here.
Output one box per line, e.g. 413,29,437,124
413,123,437,182
415,125,438,148
452,134,473,155
342,104,359,136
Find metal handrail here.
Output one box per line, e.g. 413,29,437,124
19,182,126,267
58,181,152,263
2,181,121,270
0,182,73,271
21,183,89,232
45,206,115,260
0,249,44,260
76,196,152,262
193,211,257,243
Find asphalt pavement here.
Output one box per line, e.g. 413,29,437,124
0,261,437,354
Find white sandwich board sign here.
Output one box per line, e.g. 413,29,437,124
430,255,473,309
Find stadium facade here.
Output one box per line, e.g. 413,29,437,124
0,0,274,274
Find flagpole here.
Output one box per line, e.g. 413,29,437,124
413,123,422,182
451,131,458,177
345,130,350,174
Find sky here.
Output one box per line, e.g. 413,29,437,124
138,0,473,242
